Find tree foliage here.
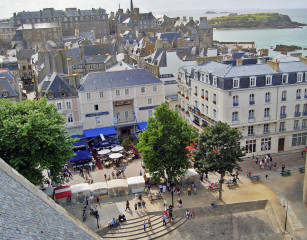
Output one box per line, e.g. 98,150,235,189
194,122,245,200
137,103,197,182
0,98,75,185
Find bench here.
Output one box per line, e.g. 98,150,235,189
250,175,260,182
280,170,291,176
299,167,305,173
208,185,220,191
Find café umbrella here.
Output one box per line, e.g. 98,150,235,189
109,153,123,159
98,149,111,155
111,146,124,152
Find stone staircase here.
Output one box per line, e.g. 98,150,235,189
102,215,186,240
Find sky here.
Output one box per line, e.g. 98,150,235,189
0,0,306,19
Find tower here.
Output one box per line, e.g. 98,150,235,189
130,0,134,13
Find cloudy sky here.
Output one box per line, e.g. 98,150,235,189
0,0,306,19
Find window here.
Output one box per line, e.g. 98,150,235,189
153,85,158,92
302,119,307,129
213,93,217,104
261,137,271,151
304,104,307,114
246,140,256,153
266,75,272,85
305,89,307,98
125,88,129,96
125,111,129,121
116,89,120,96
99,91,103,99
282,74,288,84
213,109,217,119
263,124,270,134
206,74,209,84
248,126,254,135
205,105,208,115
205,90,208,100
201,89,204,97
249,94,255,105
212,76,217,87
56,102,62,111
296,89,301,99
233,95,239,106
95,116,101,125
250,76,256,87
279,122,285,131
280,106,286,115
86,92,91,100
148,98,152,105
292,132,307,146
201,73,205,82
248,110,254,119
194,86,198,95
281,90,287,101
66,101,72,110
294,120,299,129
264,108,270,118
148,110,153,117
232,112,238,121
67,113,73,123
265,92,270,103
233,78,239,88
194,71,198,80
295,104,300,116
195,100,198,108
201,104,204,113
297,72,303,82
141,86,146,93
94,104,99,111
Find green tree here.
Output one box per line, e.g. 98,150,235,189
0,98,75,185
137,103,197,182
194,122,245,200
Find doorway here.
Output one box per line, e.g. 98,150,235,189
278,138,285,151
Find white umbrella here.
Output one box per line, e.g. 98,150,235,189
111,146,124,152
98,149,111,155
109,153,123,159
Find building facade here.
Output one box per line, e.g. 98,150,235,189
178,59,307,156
78,69,164,136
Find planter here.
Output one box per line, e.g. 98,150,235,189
178,91,181,94
185,111,189,114
194,93,197,96
186,96,189,100
181,94,184,97
213,101,216,104
205,97,208,100
181,108,185,111
201,96,204,99
178,105,181,108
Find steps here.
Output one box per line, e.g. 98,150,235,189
103,215,186,240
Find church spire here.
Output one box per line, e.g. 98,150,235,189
130,0,134,12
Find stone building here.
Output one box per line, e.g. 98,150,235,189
13,8,109,39
16,49,35,90
0,19,15,42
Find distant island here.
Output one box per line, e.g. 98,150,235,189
208,12,306,29
274,44,302,52
205,11,218,14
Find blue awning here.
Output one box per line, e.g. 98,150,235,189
138,122,147,131
69,150,92,162
84,126,117,138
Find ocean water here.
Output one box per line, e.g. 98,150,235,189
157,8,307,57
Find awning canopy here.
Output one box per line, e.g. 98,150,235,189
54,186,71,199
84,126,117,138
138,122,147,131
69,150,92,162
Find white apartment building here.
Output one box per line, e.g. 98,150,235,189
178,58,307,156
78,69,164,137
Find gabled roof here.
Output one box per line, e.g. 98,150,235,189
225,64,277,78
0,73,18,98
82,45,111,57
156,32,181,43
42,72,77,98
16,49,35,60
147,48,167,67
139,13,156,20
79,69,162,91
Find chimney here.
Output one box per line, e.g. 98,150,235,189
134,8,139,16
290,52,302,58
267,60,279,71
78,9,81,15
75,29,80,38
40,10,42,17
257,57,266,64
183,16,187,21
299,57,307,65
189,17,193,22
13,12,16,18
110,12,114,19
200,17,207,22
118,9,123,15
236,59,243,66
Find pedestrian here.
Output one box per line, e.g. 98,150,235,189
134,202,137,211
142,199,146,209
211,200,217,210
164,198,167,208
177,187,180,196
89,194,94,204
186,210,190,219
162,184,166,193
104,174,107,181
139,170,142,176
142,220,146,231
177,198,180,208
282,163,285,172
96,197,100,204
167,182,170,191
200,173,204,182
269,162,272,170
179,198,182,208
193,187,197,195
274,162,277,172
148,217,152,228
249,171,251,178
302,149,305,158
159,184,163,193
189,210,195,218
162,215,167,226
187,186,191,196
256,155,259,164
125,200,131,211
246,171,249,177
138,201,142,211
265,174,268,179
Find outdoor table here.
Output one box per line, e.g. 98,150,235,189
280,170,291,176
250,175,260,182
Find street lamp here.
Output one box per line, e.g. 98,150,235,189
283,200,288,232
170,182,174,207
96,213,100,229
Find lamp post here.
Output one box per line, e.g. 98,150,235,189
283,200,288,232
96,212,100,229
171,182,174,207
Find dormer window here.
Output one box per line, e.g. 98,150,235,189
206,74,209,84
233,78,240,88
297,72,303,82
212,76,217,87
250,76,256,87
47,91,54,99
201,73,205,82
266,75,272,85
282,74,288,84
2,91,9,98
59,89,67,98
194,71,198,80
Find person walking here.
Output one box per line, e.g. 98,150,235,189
282,163,285,172
104,174,107,181
125,200,131,211
164,198,167,208
134,202,137,211
162,215,167,226
211,200,217,210
193,187,197,195
187,186,191,196
147,217,152,229
139,170,142,176
142,220,146,231
142,199,146,210
186,210,190,219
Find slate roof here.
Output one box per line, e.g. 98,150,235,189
79,69,162,91
17,23,59,30
0,70,18,98
279,61,307,73
0,61,19,71
84,55,110,64
198,20,212,29
12,30,25,42
224,64,277,78
82,45,111,57
0,159,101,240
16,49,35,60
273,54,300,63
156,32,181,43
147,48,167,67
41,72,77,98
139,13,156,20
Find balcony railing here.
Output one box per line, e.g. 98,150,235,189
248,132,255,136
304,95,307,99
280,114,287,119
294,126,300,130
294,112,301,117
233,102,239,107
232,119,239,125
296,96,301,100
263,130,270,134
303,112,307,116
249,101,255,105
281,97,286,101
279,128,286,132
302,125,307,129
265,99,270,103
263,115,271,121
248,117,255,123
